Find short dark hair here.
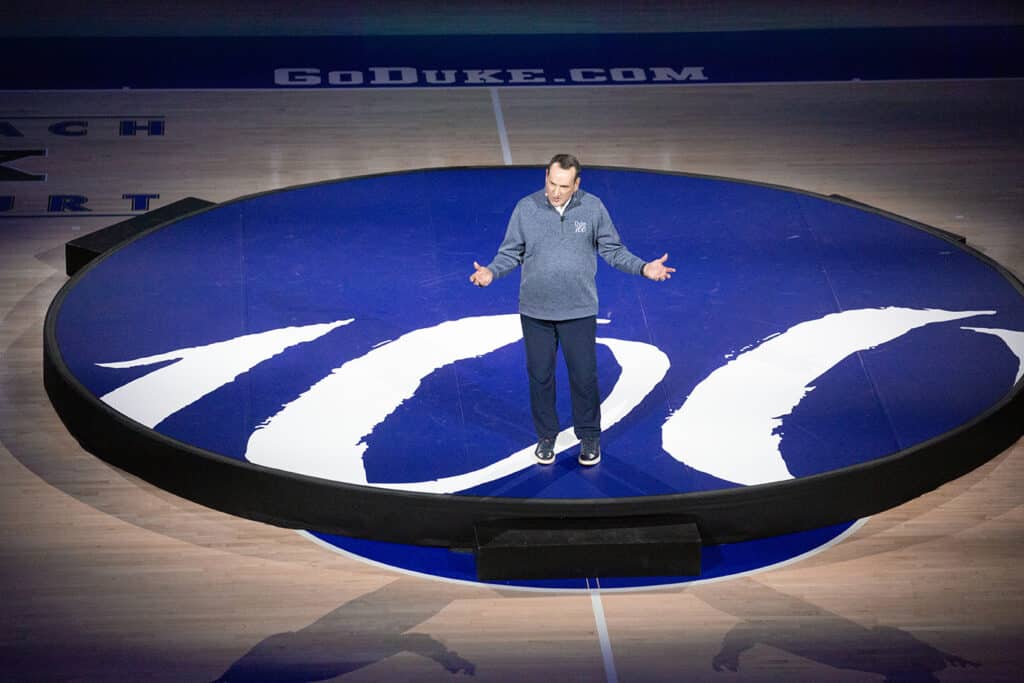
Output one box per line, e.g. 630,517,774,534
548,153,581,179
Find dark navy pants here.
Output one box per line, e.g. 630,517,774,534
520,314,601,440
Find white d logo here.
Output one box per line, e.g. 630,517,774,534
97,309,1022,494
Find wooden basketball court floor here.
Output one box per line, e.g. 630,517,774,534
2,15,1023,683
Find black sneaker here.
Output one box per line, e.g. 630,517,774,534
578,437,601,466
534,437,556,465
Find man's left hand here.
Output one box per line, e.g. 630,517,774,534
642,253,676,282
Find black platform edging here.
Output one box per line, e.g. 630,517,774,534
41,332,1024,547
474,518,702,580
43,167,1024,550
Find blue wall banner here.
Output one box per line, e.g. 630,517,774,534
2,27,1022,90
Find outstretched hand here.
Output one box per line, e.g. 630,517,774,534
469,261,494,287
642,253,676,282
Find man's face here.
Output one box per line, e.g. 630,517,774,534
545,164,580,208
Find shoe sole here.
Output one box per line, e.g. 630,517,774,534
578,453,601,466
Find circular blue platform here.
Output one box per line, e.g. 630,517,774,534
44,167,1024,551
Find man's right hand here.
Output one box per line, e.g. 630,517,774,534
470,261,493,287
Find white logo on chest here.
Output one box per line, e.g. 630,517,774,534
574,220,587,233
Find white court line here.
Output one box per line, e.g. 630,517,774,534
588,577,619,683
493,76,616,679
489,87,512,164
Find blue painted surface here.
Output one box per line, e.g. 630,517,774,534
55,168,1024,501
3,27,1022,90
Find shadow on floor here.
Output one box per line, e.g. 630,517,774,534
696,578,979,682
211,577,474,682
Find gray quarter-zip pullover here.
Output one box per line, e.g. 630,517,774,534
486,189,646,320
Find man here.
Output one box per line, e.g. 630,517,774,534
470,154,674,466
